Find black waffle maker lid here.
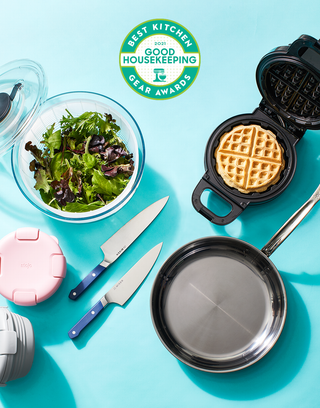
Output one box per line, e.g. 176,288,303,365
256,34,320,131
192,35,320,226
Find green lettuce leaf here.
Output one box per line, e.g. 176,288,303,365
39,189,60,210
82,153,97,169
64,201,105,212
92,169,128,197
42,124,62,157
50,151,72,180
34,169,51,193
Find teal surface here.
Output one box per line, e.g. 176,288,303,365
1,1,320,407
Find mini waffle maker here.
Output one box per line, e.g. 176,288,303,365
192,34,320,225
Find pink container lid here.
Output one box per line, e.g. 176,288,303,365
0,228,66,306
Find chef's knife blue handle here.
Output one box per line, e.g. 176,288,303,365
68,300,105,339
69,264,106,300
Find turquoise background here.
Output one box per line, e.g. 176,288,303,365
1,1,320,407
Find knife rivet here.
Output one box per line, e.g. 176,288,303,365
92,273,96,277
91,311,95,315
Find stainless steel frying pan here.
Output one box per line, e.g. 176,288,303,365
151,185,320,372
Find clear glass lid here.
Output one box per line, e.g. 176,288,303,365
0,59,47,156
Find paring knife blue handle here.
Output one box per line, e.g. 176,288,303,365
68,300,105,339
68,243,163,340
69,264,106,300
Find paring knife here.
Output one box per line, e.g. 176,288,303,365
69,196,168,300
68,242,162,339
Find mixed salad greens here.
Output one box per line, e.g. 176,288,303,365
25,110,134,213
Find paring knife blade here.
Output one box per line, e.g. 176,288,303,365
68,243,163,339
69,196,168,300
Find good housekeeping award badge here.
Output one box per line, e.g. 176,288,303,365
119,19,200,100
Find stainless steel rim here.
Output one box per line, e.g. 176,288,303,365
150,236,287,373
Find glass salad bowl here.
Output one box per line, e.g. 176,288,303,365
11,91,145,223
0,59,144,223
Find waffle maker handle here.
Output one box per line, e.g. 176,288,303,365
192,178,248,226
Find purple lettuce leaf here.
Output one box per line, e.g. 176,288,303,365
101,145,132,163
51,178,75,207
101,162,134,177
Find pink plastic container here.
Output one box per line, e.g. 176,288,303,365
0,228,66,306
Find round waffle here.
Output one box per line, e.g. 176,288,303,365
214,124,285,194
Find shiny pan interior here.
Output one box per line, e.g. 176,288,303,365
150,237,287,373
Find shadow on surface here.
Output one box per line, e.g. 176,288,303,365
0,151,40,221
45,162,178,269
7,164,177,348
9,264,80,346
200,133,320,248
0,345,76,408
178,277,310,400
69,266,153,350
71,302,117,350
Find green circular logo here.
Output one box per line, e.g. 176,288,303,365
119,19,200,100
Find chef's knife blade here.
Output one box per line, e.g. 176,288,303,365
68,243,162,339
69,196,168,300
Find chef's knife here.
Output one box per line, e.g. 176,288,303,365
68,242,162,339
69,196,168,300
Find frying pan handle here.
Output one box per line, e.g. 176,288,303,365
192,177,247,226
261,185,320,257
